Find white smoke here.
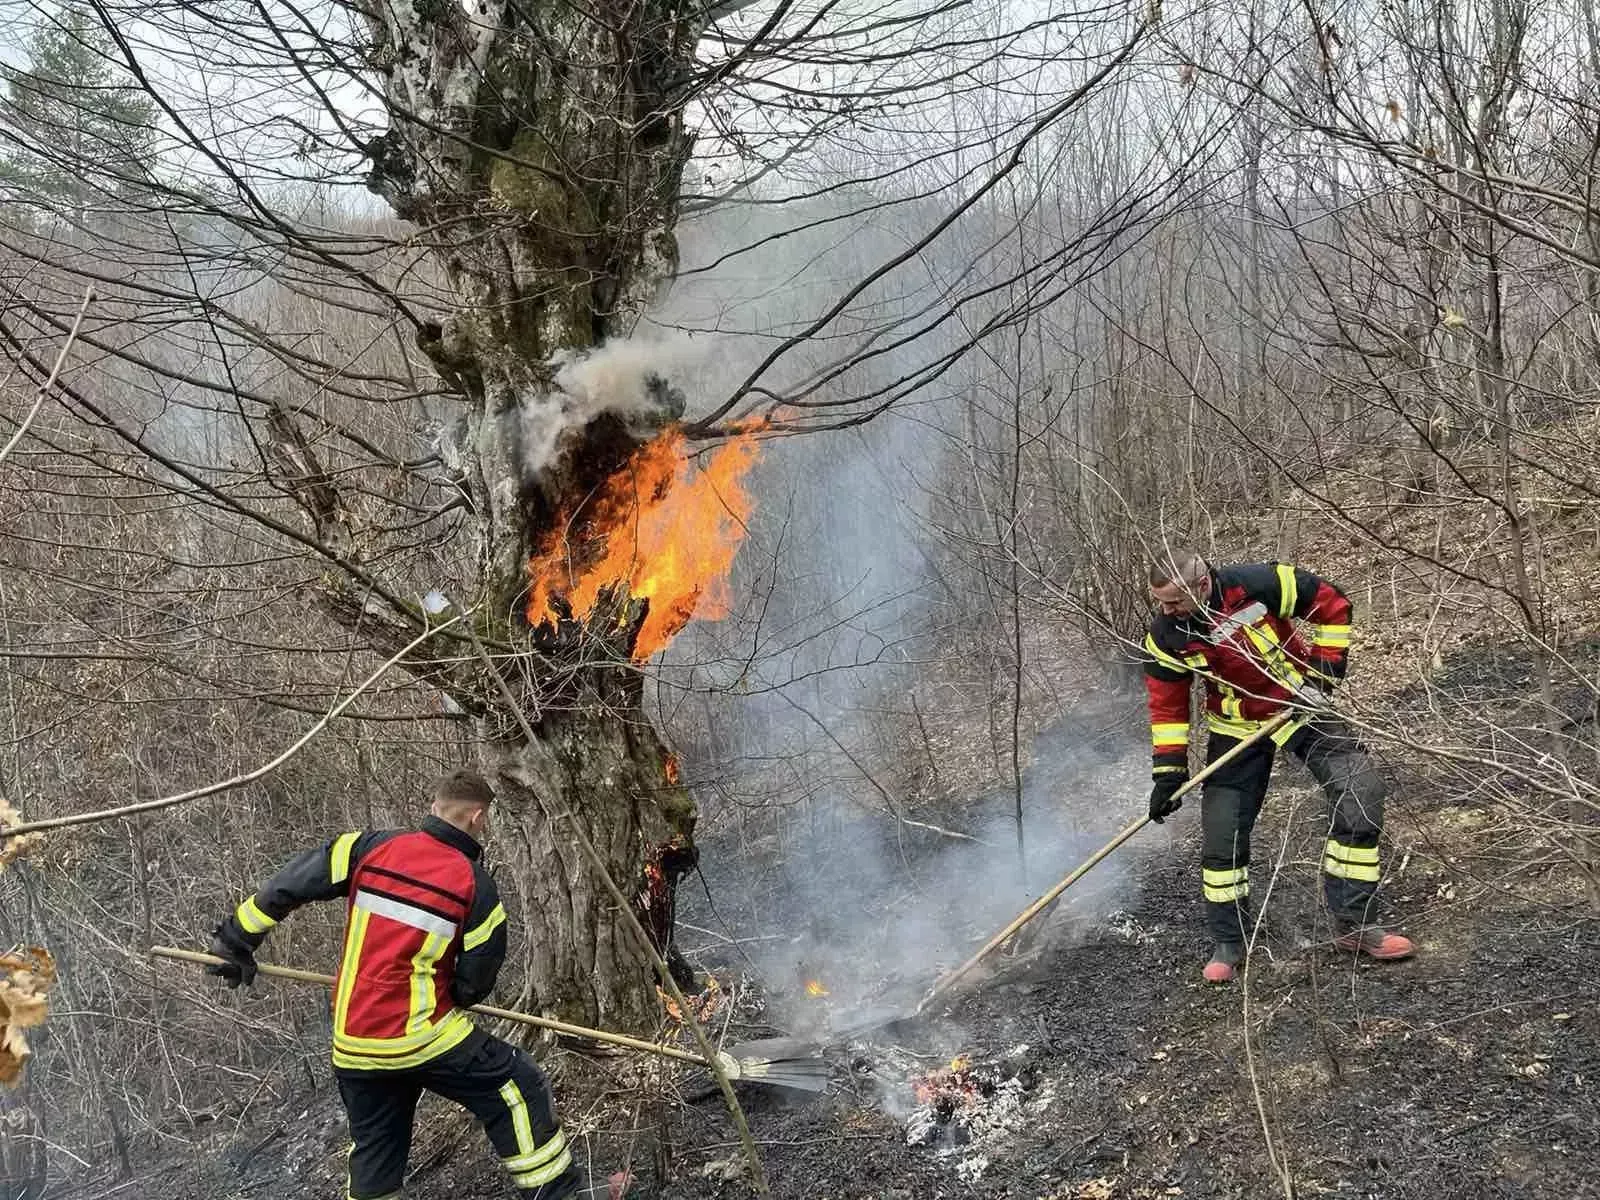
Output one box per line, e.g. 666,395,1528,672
519,330,733,473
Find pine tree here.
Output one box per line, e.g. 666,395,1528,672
0,2,158,224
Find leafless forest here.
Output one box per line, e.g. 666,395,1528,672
1,0,1597,1195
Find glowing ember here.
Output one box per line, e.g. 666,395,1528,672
804,979,829,998
664,752,680,786
911,1053,978,1107
526,426,760,659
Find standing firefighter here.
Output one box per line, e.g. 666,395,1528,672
1142,552,1416,982
206,769,582,1200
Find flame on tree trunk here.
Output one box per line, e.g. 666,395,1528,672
347,0,717,1028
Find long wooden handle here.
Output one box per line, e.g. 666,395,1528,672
151,946,712,1068
913,710,1292,1013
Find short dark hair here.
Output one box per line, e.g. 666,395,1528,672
1149,550,1208,588
435,768,494,809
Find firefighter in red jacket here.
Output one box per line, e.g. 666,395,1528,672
206,769,581,1200
1143,552,1416,982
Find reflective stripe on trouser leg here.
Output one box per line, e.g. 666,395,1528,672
1199,785,1259,943
418,1033,581,1200
1288,716,1386,926
498,1079,573,1190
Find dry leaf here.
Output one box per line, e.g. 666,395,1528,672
0,797,43,872
0,947,56,1087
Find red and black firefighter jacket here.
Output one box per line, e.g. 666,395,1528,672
1144,562,1353,775
224,815,507,1071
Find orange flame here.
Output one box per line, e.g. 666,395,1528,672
526,427,760,659
804,979,829,997
911,1052,977,1107
664,752,680,786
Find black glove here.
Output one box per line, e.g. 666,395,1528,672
1148,772,1189,824
207,920,259,990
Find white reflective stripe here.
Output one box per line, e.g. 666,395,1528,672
353,890,457,939
1207,601,1268,643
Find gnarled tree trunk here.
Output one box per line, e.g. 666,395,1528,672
348,0,705,1027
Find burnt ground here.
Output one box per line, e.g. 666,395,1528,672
56,784,1599,1200
40,649,1600,1200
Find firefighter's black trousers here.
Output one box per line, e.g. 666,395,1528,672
1200,715,1386,944
336,1029,580,1200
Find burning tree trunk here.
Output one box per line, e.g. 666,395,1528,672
342,0,716,1027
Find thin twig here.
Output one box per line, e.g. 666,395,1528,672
0,286,94,467
0,612,469,838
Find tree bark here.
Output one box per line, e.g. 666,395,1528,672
346,0,705,1027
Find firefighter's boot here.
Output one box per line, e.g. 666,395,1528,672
1333,925,1415,961
1202,942,1244,983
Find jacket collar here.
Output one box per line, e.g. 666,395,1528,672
422,814,483,860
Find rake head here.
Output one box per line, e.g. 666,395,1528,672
713,1038,831,1092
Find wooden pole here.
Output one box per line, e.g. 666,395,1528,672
912,711,1292,1014
151,946,714,1068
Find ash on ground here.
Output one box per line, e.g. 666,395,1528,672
852,1043,1056,1183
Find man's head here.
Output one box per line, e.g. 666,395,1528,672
1149,550,1211,617
431,768,494,839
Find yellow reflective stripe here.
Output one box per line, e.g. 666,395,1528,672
236,896,277,934
406,930,448,1035
505,1129,568,1173
1202,865,1249,903
1270,717,1306,747
511,1147,573,1189
1327,840,1379,863
1144,633,1191,674
1275,564,1298,617
1183,653,1208,669
333,908,368,1040
1323,857,1381,882
1310,624,1351,647
1151,722,1190,747
330,1013,474,1070
1152,764,1187,776
463,902,507,951
329,832,361,884
334,1008,473,1053
1324,839,1381,881
500,1079,537,1166
1220,688,1244,720
1241,620,1305,690
1207,714,1268,739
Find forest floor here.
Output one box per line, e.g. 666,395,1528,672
61,656,1600,1200
42,434,1600,1200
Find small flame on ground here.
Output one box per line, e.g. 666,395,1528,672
526,426,761,659
664,753,680,786
911,1052,976,1107
804,979,829,997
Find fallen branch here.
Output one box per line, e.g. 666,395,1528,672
0,612,468,839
